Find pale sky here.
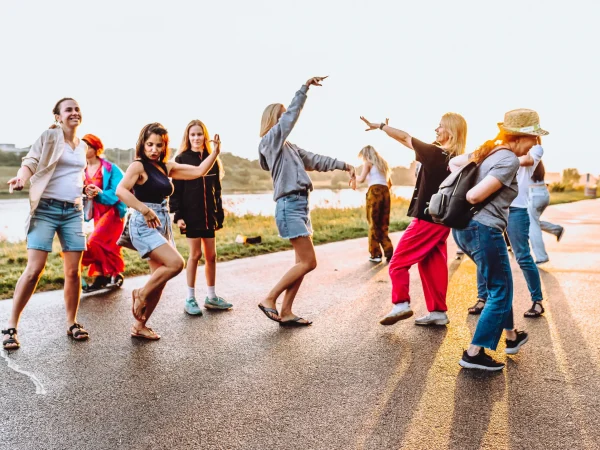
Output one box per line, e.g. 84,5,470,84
1,0,599,175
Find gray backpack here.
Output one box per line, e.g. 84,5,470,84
426,149,506,229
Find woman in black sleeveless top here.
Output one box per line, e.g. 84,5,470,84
117,123,220,340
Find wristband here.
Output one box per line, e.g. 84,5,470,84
379,123,386,130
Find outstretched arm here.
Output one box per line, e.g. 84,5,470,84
167,135,221,180
360,117,413,149
261,77,328,157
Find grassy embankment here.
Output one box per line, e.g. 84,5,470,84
0,197,411,300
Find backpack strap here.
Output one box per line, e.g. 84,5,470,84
470,147,513,215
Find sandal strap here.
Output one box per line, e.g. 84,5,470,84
69,323,89,336
2,328,17,337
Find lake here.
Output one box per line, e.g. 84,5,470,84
0,186,414,242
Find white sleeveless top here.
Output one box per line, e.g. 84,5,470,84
366,165,388,187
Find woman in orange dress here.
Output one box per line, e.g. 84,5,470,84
81,134,128,291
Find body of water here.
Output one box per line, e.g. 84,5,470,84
0,186,414,243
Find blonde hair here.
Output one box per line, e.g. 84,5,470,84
260,104,284,137
358,145,391,181
440,112,467,156
178,119,224,179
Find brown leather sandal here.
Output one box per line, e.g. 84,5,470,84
2,328,20,350
67,323,89,340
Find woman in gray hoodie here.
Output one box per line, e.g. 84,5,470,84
257,76,355,326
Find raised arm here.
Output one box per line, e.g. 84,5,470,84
360,117,413,149
261,77,328,155
167,135,221,180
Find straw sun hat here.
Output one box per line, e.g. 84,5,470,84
498,108,549,136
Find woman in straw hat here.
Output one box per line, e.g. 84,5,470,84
360,113,467,327
80,134,128,292
467,110,548,319
449,108,548,371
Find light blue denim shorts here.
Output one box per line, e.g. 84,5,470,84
275,193,313,240
27,198,87,252
130,200,175,259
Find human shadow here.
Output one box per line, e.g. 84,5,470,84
449,368,505,450
360,327,449,449
505,270,600,449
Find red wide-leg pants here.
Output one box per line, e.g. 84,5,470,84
388,218,450,311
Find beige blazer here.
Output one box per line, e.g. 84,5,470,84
21,128,85,234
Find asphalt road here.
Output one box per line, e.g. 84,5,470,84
1,199,599,450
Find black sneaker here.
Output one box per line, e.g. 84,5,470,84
505,330,528,355
459,348,505,371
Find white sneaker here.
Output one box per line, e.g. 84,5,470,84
379,302,413,325
369,256,383,263
414,311,449,326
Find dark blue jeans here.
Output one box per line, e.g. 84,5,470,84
475,207,543,302
453,221,514,350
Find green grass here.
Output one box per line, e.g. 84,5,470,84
549,188,598,205
0,197,410,300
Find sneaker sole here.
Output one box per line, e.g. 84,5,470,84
505,335,529,355
458,359,505,371
184,308,203,316
415,319,450,326
204,304,233,310
379,310,414,325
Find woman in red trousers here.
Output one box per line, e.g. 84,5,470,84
359,114,467,326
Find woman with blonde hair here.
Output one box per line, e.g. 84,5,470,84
81,134,128,292
449,108,546,370
354,145,394,263
169,120,232,316
257,76,356,326
117,123,220,340
360,113,467,327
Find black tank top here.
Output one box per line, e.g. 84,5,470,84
133,160,174,203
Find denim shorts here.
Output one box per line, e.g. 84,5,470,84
27,198,87,252
275,193,313,239
130,200,175,259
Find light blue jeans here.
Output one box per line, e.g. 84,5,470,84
476,207,543,303
528,186,564,263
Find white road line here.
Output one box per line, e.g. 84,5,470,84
0,350,47,395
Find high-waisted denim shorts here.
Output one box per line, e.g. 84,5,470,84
275,193,313,240
27,198,86,252
130,200,175,259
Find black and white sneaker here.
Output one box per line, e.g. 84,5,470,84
459,348,505,371
505,330,528,355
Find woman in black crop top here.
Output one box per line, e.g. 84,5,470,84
117,123,220,340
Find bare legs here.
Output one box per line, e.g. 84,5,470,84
261,236,317,322
185,237,216,292
4,249,84,348
132,243,184,336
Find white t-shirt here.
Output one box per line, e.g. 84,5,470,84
366,165,388,187
511,144,544,208
42,140,87,202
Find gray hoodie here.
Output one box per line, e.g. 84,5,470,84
259,85,347,201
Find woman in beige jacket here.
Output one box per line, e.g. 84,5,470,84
2,98,101,350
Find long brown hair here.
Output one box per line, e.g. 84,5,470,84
471,130,520,164
178,119,224,179
532,160,545,183
135,123,170,164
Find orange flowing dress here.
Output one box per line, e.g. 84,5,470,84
81,166,125,277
